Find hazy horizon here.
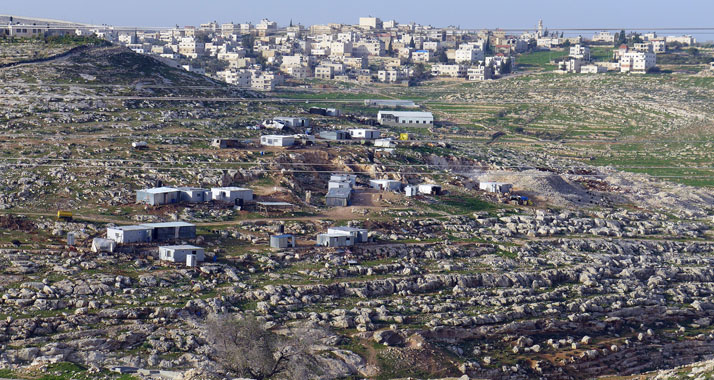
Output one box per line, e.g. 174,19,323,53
4,0,714,35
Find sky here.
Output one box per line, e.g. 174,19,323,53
3,0,713,40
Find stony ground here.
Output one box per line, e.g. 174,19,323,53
1,44,714,379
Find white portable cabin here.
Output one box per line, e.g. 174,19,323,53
91,238,117,253
135,187,180,206
330,174,357,186
328,180,352,190
479,182,513,194
273,117,310,128
211,187,253,204
374,139,397,148
159,245,205,263
260,135,295,147
327,226,368,243
107,225,152,244
176,187,211,203
270,234,296,249
348,129,381,140
316,233,355,247
417,184,443,195
377,111,434,126
369,179,402,192
404,186,418,197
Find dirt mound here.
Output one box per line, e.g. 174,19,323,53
479,170,613,208
0,215,36,232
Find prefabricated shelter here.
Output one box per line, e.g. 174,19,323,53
159,245,205,263
328,180,352,190
309,107,340,116
131,141,148,149
316,233,355,247
273,117,310,128
374,139,397,148
319,130,351,141
142,222,197,242
211,187,253,205
136,187,180,206
260,135,295,147
330,174,357,186
326,188,352,207
404,185,418,197
418,184,443,195
107,225,152,244
270,234,296,249
369,179,402,192
91,238,117,253
176,187,211,203
377,111,434,127
256,202,295,213
364,99,418,108
348,129,381,140
327,226,368,243
211,138,241,148
479,182,513,194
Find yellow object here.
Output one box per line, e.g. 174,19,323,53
399,133,410,141
57,210,73,220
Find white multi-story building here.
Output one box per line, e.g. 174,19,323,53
315,65,334,79
353,40,384,57
620,51,656,73
569,44,590,61
216,69,252,87
592,31,615,43
665,35,695,45
650,39,666,53
557,58,583,74
467,65,493,81
118,33,137,45
537,37,561,49
422,41,440,51
281,65,308,79
580,64,607,74
178,37,205,58
221,23,237,38
412,50,431,63
377,69,405,83
359,17,382,30
634,43,654,53
431,64,467,78
329,41,352,57
256,19,278,34
454,47,484,64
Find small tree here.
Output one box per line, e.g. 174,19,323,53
206,315,309,380
616,29,627,45
242,34,256,56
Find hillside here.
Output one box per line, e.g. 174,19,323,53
1,43,714,380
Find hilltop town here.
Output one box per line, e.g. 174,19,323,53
1,12,714,380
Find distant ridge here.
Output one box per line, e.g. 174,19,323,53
0,14,93,27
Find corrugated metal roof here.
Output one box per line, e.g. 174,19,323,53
139,187,179,194
326,188,352,199
141,222,195,228
160,245,203,250
377,111,433,118
108,225,150,231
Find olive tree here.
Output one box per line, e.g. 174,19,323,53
205,314,314,380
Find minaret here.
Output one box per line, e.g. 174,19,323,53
537,19,544,37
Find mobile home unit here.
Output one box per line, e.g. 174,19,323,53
377,111,434,126
159,245,205,263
